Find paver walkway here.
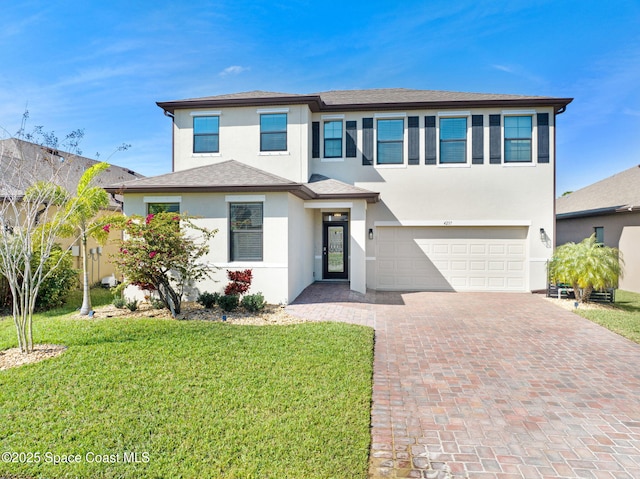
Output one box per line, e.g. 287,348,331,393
287,283,640,479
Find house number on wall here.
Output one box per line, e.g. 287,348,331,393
443,220,453,226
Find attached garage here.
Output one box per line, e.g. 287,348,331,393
375,226,528,292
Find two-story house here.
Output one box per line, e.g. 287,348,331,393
107,89,572,304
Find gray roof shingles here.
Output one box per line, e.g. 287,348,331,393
107,160,379,202
157,88,572,113
0,138,143,207
556,164,640,216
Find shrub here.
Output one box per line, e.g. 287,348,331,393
197,292,219,309
125,299,139,312
242,293,266,313
150,298,166,309
112,297,127,309
218,294,239,312
550,234,623,302
224,269,252,296
34,245,79,311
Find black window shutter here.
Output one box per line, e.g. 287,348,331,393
362,118,373,165
489,114,501,164
346,120,357,158
472,115,484,165
312,122,320,159
408,116,419,165
537,113,550,163
424,116,436,165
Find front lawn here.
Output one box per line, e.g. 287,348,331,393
0,297,374,478
576,289,640,344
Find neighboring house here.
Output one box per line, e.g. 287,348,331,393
0,138,144,285
556,165,640,293
106,88,572,304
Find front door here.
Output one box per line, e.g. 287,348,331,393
323,220,348,280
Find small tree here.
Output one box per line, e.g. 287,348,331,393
112,212,216,316
549,234,623,302
58,162,110,315
0,127,84,353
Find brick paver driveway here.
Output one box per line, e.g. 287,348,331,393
287,283,640,479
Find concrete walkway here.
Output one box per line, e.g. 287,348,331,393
287,283,640,479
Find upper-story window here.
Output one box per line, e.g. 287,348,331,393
504,116,532,163
439,117,467,164
377,119,404,165
324,120,343,158
260,113,287,152
193,116,219,153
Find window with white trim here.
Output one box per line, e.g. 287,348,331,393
439,117,467,164
504,116,532,163
323,120,343,158
376,118,404,165
230,203,263,261
260,114,287,151
193,116,219,153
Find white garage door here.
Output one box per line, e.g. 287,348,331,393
376,227,528,291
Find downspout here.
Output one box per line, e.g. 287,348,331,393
163,110,175,172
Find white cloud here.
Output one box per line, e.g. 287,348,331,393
219,65,249,77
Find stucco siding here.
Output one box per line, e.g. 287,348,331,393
172,105,309,183
287,194,314,302
122,192,294,304
619,226,640,293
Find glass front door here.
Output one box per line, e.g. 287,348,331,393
323,221,348,280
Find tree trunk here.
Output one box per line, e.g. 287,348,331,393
156,278,181,316
79,233,91,315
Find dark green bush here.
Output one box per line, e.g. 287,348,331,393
125,299,139,312
35,245,79,311
242,292,266,313
218,294,239,312
197,291,219,309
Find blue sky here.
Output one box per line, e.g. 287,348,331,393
0,0,638,195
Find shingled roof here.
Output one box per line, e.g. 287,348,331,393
106,160,379,203
556,164,640,218
0,138,143,208
157,88,573,114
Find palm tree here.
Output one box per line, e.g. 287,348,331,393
549,234,623,302
59,162,110,315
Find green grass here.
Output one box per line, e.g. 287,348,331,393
0,290,374,479
576,289,640,344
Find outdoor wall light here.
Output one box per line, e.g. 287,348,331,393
539,227,546,241
368,228,374,240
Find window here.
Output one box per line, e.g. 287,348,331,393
230,203,263,261
377,119,403,165
193,116,219,153
147,203,180,214
594,226,604,244
260,113,287,151
439,117,467,164
324,120,342,158
504,116,532,162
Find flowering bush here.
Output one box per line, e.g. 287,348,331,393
112,212,216,315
